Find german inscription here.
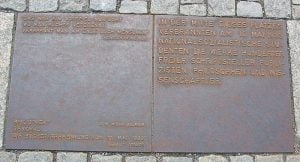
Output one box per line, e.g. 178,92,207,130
156,17,285,85
22,15,149,41
153,16,293,152
4,14,294,152
5,13,153,152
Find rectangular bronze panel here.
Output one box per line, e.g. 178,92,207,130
5,14,294,152
153,16,294,152
5,13,153,152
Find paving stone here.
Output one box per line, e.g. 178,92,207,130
29,0,58,12
119,0,148,13
237,1,263,17
18,152,53,162
162,157,192,162
57,152,87,162
125,156,156,162
296,97,300,138
255,155,283,162
230,155,253,162
0,12,14,148
287,20,300,138
0,152,16,162
150,0,179,14
208,0,235,16
264,0,291,18
0,0,26,11
287,155,300,162
293,5,300,19
91,155,122,162
293,0,300,5
60,0,88,11
199,155,228,162
181,0,204,4
90,0,117,11
180,4,206,16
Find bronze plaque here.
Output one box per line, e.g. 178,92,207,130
153,16,294,152
5,14,294,152
5,13,153,152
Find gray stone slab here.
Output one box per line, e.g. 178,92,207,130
230,155,253,162
59,0,88,11
287,20,300,137
287,155,300,162
91,154,122,162
255,155,283,162
199,155,227,162
29,0,58,12
0,12,14,148
292,5,300,19
0,152,16,162
237,1,263,17
150,0,179,14
181,0,204,4
18,152,53,162
153,15,294,152
57,152,87,162
163,157,192,162
208,0,235,16
119,0,148,14
90,0,117,11
293,0,300,5
125,156,156,162
264,0,291,18
4,13,153,152
0,0,26,11
180,4,206,16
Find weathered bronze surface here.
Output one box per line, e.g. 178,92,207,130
153,15,294,152
5,13,153,152
4,14,294,152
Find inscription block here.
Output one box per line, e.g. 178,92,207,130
5,13,153,152
153,16,294,152
4,14,294,152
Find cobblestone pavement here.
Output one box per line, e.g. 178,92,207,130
1,0,300,161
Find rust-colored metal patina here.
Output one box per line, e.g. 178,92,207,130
5,14,294,152
5,13,153,152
